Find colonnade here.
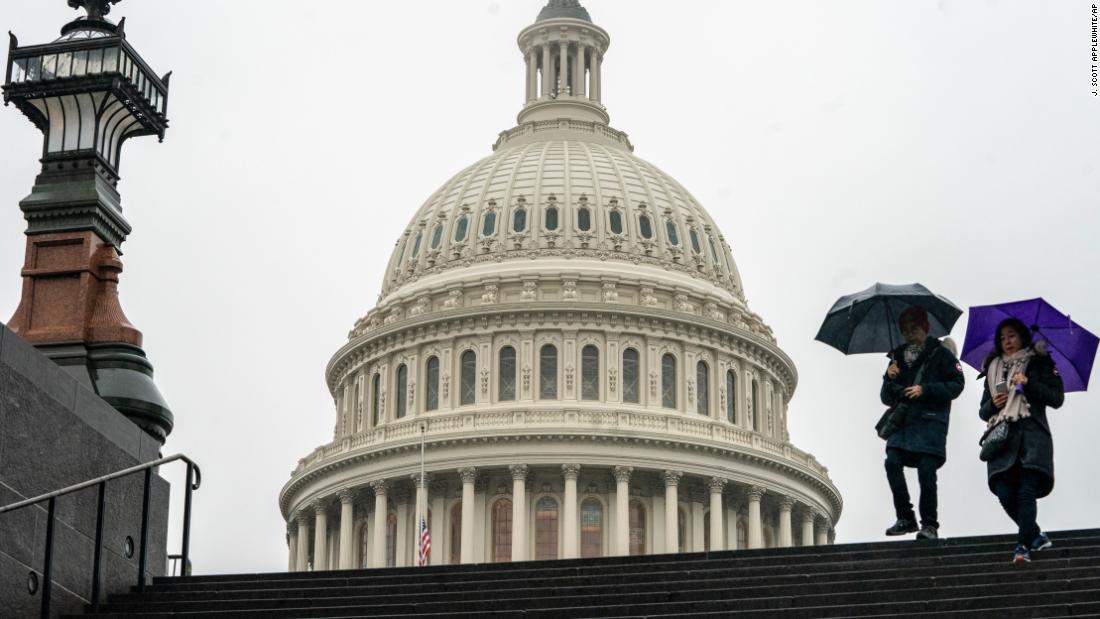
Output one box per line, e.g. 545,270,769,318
286,464,834,572
524,40,602,103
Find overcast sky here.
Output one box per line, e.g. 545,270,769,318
2,1,1098,574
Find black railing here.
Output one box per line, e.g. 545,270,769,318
0,453,201,618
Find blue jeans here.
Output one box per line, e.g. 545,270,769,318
991,463,1043,547
884,447,939,529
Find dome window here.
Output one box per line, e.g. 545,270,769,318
581,345,599,400
638,214,653,239
577,206,592,231
482,211,497,237
539,344,558,399
696,361,710,416
498,346,517,401
665,221,680,246
460,350,476,405
512,207,527,233
708,236,722,271
580,499,603,558
661,353,676,408
622,348,640,404
430,223,444,250
726,370,737,424
372,373,381,426
534,496,560,560
545,205,559,231
410,231,423,258
454,214,469,242
425,356,440,411
609,210,623,235
396,364,408,419
689,229,702,254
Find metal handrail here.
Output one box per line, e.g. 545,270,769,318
0,453,201,618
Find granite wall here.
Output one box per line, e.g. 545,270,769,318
0,323,170,617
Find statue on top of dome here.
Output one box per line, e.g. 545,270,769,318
68,0,120,20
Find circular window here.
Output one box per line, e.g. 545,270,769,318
124,536,135,558
27,571,38,595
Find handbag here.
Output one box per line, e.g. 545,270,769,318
979,420,1012,461
876,349,934,440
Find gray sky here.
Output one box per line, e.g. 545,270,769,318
2,1,1098,574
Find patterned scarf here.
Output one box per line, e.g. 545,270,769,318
986,348,1035,425
903,342,925,366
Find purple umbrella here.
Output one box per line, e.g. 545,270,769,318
960,298,1099,392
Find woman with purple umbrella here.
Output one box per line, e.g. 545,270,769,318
978,318,1064,564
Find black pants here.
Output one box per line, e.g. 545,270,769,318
884,447,939,529
991,463,1043,547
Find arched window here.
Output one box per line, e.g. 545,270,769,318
609,210,623,234
704,511,711,551
482,211,497,237
544,205,559,231
629,499,647,556
661,353,677,409
539,344,558,399
454,214,469,242
512,206,527,233
358,522,369,568
449,502,462,564
638,214,653,239
665,220,680,246
460,350,476,405
677,508,687,553
622,348,640,404
689,228,702,254
534,496,560,560
764,527,775,549
696,361,710,416
386,511,397,567
425,356,440,411
580,498,603,558
396,364,408,419
581,345,599,400
372,373,381,425
352,377,362,431
410,231,423,258
708,236,722,271
725,370,736,424
498,346,516,401
430,222,444,250
492,498,513,562
752,378,761,432
737,518,748,550
577,206,592,231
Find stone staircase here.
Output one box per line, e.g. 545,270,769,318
71,529,1100,618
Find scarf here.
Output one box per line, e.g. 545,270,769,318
903,342,925,366
986,348,1035,425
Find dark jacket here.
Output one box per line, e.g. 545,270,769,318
880,337,965,462
978,347,1065,497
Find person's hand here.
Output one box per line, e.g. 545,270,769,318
886,362,900,379
992,392,1008,409
903,385,923,399
1011,372,1028,386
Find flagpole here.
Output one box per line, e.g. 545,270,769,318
419,421,427,566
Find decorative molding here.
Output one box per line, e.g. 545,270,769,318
612,465,633,483
509,464,530,481
662,470,683,487
458,467,478,484
562,463,581,480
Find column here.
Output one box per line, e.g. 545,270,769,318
801,509,816,547
338,490,357,569
541,44,552,98
287,525,298,572
370,480,389,567
708,478,726,552
558,41,568,95
613,466,633,555
747,485,764,549
562,464,581,559
395,489,410,567
312,501,329,571
573,43,585,97
816,514,830,546
526,48,537,102
591,49,601,102
459,467,477,563
295,513,310,571
650,482,665,554
429,480,447,565
663,470,682,552
777,496,794,548
510,464,529,561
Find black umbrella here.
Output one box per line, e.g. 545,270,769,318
815,283,963,354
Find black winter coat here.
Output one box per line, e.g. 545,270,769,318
880,337,965,462
978,349,1065,498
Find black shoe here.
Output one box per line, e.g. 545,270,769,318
916,525,938,540
885,519,919,536
1030,533,1052,552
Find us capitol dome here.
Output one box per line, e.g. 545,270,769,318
279,0,842,571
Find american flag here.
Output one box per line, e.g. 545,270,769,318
418,515,431,566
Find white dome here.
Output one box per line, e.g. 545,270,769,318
380,129,744,304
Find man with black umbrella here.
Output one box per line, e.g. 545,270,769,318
880,306,965,540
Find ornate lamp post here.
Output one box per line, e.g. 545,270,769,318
3,0,174,442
